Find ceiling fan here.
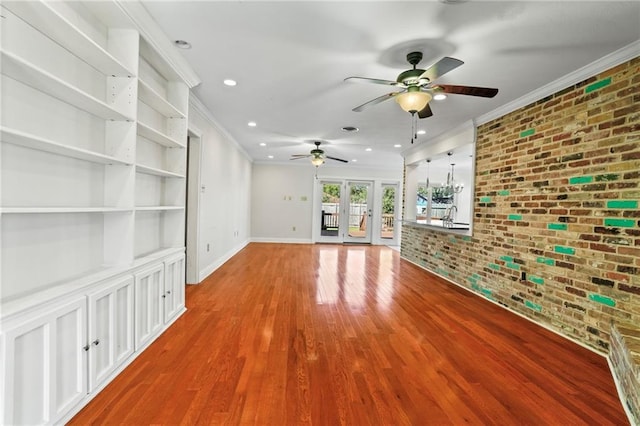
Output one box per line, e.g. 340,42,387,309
290,141,349,166
345,51,499,119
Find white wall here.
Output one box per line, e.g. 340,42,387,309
189,98,252,282
251,163,403,243
251,163,316,242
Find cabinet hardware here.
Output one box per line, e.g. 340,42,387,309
84,344,90,351
92,339,100,346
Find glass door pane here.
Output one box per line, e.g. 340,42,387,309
345,182,372,243
380,184,396,240
320,182,341,239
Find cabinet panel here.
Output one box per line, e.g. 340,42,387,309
164,254,185,322
87,275,134,391
1,295,87,425
134,264,164,350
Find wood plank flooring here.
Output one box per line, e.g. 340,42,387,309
70,243,628,425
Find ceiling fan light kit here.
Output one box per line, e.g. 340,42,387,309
346,51,499,138
290,141,348,167
396,87,432,113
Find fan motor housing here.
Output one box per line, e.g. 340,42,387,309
397,68,428,85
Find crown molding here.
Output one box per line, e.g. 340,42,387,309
477,40,640,126
114,1,201,88
189,95,253,162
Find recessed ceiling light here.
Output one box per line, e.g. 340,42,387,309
267,155,274,159
223,79,237,86
417,130,426,135
365,148,372,152
174,40,191,49
433,93,447,101
394,144,402,148
259,142,266,146
248,121,257,127
352,159,358,162
341,126,359,132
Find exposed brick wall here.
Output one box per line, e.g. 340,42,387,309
610,322,640,423
402,56,639,353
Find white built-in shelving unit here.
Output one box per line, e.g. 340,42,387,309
0,1,191,424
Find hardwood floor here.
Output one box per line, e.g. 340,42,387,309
70,243,628,425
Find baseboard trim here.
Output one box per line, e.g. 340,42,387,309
250,237,313,244
198,240,250,282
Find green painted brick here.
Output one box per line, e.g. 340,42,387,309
463,236,472,242
472,283,481,291
437,268,449,277
506,262,521,270
529,276,545,285
555,245,576,255
500,255,514,262
480,196,492,203
481,288,493,297
508,214,523,221
489,263,501,271
498,190,510,196
520,128,535,138
472,273,481,279
589,293,616,307
569,175,593,185
607,200,638,209
547,223,568,231
525,300,543,312
595,174,619,182
585,77,612,94
536,257,555,266
468,276,478,285
604,218,636,228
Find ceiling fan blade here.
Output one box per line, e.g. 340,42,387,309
437,84,499,98
326,156,349,163
418,57,464,82
418,103,433,119
352,91,401,112
344,76,402,86
290,155,311,159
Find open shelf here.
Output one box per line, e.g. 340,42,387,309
136,164,185,179
137,121,185,148
0,207,134,214
138,79,186,119
1,126,133,166
135,206,184,212
1,1,135,77
1,50,134,121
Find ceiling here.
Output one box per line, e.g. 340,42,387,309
141,1,640,169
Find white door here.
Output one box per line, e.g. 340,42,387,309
344,181,373,243
134,264,165,351
164,254,186,323
87,276,134,391
1,296,87,425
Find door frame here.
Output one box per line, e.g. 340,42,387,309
312,177,402,245
185,126,202,284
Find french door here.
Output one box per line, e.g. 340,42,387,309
344,181,373,243
317,180,372,243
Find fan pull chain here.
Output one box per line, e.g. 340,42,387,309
410,112,418,144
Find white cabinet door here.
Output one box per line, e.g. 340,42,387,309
1,296,87,425
87,275,134,391
163,254,185,323
134,263,164,350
